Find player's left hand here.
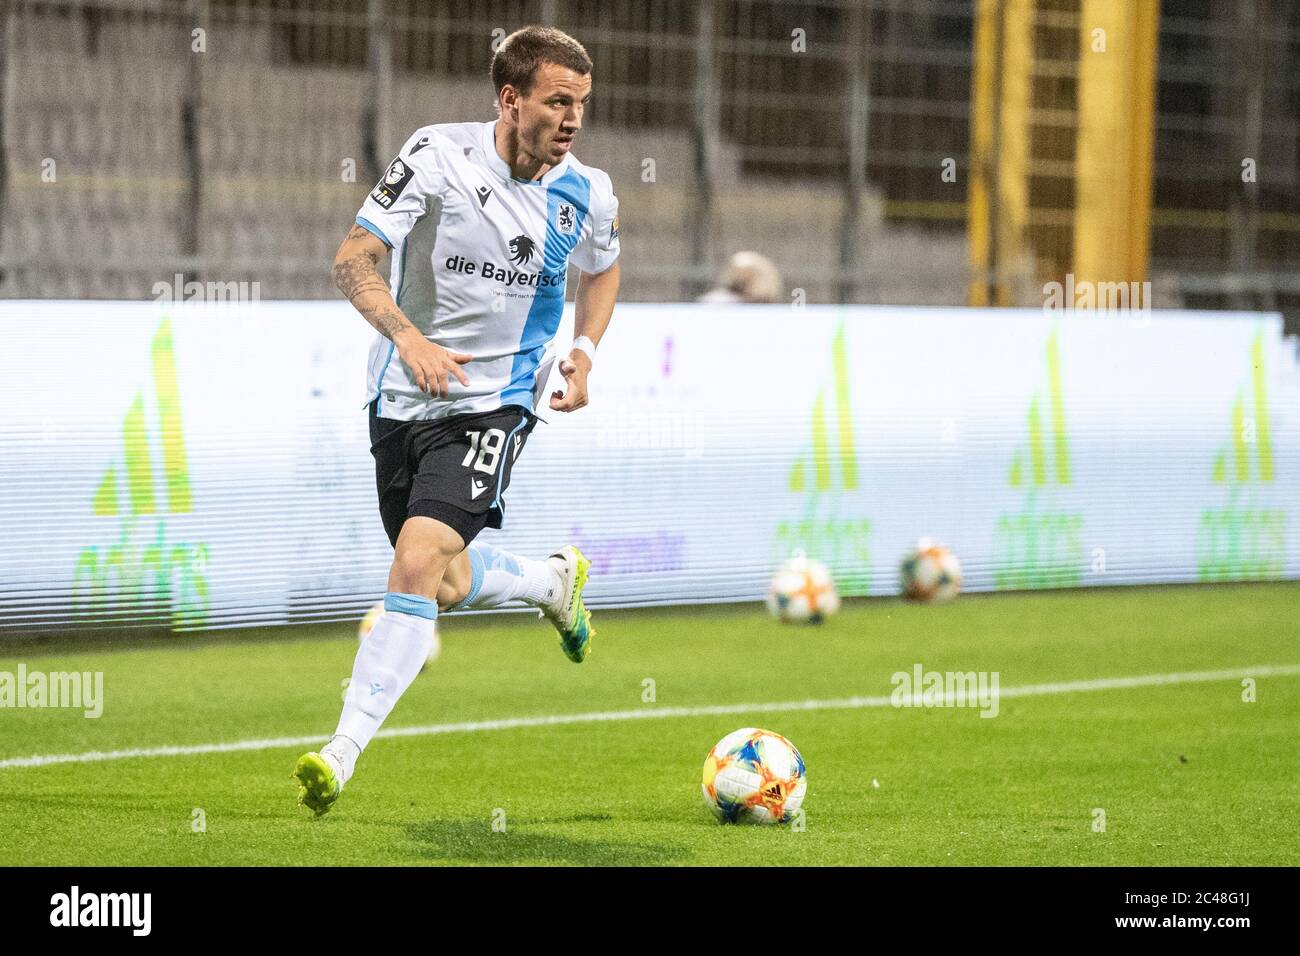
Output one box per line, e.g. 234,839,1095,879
549,350,591,412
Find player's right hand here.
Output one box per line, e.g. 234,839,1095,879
394,330,472,397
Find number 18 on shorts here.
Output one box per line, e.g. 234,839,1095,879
369,402,539,547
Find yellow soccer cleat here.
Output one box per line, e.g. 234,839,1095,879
541,545,594,663
293,752,341,817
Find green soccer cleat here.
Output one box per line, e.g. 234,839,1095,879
293,752,340,818
541,545,595,663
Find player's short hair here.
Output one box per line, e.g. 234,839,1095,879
491,26,592,97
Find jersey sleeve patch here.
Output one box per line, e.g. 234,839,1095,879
370,157,416,210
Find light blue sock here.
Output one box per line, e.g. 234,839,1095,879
450,547,486,609
452,543,558,609
384,591,439,619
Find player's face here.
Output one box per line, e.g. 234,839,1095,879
516,63,592,165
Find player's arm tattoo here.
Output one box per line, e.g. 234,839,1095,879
333,226,418,342
332,238,386,301
334,255,390,302
371,306,410,340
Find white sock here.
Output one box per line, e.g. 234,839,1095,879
331,594,436,779
321,734,360,788
455,542,562,609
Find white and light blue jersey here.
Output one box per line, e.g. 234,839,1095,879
355,120,621,421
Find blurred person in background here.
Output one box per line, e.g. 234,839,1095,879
697,251,783,304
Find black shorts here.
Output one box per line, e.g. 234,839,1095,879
368,400,539,548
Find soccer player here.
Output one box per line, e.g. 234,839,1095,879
294,26,620,816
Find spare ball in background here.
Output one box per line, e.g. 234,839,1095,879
899,538,963,603
766,554,841,623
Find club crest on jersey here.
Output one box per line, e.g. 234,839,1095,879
509,235,537,265
370,157,414,209
556,203,577,235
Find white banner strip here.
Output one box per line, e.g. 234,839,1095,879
0,302,1296,632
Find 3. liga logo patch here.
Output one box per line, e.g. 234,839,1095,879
370,157,414,209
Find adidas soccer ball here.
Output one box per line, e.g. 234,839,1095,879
899,538,962,603
766,555,840,623
701,727,807,825
358,601,441,668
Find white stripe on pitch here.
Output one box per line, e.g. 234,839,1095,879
2,663,1298,770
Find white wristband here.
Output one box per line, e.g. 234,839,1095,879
572,335,597,359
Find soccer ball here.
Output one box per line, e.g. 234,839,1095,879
358,601,441,668
766,555,840,623
701,727,807,824
899,538,962,603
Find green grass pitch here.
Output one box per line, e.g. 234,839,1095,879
1,583,1297,866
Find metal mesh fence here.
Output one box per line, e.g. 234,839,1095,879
0,0,1296,321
